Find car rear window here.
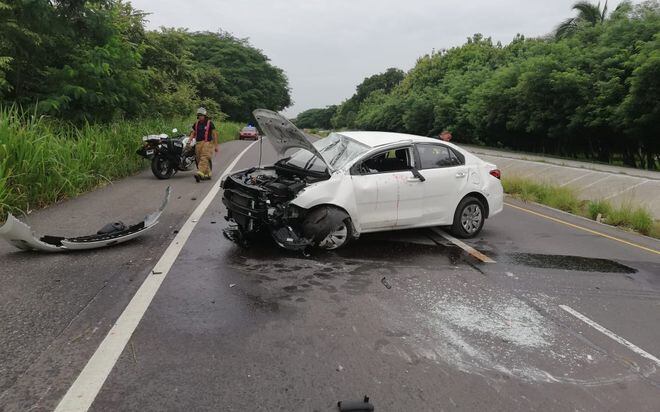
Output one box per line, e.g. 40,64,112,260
417,144,462,169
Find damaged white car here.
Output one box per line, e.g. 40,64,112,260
221,109,503,251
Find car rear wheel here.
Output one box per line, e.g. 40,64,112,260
451,196,485,238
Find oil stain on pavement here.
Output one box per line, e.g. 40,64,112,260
506,252,637,273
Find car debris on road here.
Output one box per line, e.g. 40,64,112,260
337,395,374,411
0,187,171,252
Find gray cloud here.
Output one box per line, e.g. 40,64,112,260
130,0,631,116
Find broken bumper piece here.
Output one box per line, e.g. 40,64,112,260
0,187,171,252
271,226,311,251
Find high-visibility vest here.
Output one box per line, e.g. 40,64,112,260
195,120,212,141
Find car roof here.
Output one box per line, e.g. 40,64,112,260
338,131,455,149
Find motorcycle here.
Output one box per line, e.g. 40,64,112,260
136,129,200,179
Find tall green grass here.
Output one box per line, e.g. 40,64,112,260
502,176,658,238
501,177,581,214
0,106,241,220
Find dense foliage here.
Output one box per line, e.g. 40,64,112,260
304,1,659,169
294,105,337,129
0,0,291,123
0,0,290,217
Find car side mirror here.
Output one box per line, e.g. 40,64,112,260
411,167,426,182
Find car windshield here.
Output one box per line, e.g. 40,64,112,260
284,133,369,173
242,127,256,132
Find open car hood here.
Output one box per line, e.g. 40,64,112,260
253,109,333,172
0,186,170,252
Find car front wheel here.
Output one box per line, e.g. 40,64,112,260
302,206,353,250
451,196,485,238
317,221,350,250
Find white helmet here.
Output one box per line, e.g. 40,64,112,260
196,107,207,116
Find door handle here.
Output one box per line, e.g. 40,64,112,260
455,171,467,178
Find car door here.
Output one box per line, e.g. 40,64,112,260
415,143,468,224
391,147,425,227
351,172,397,230
350,146,422,230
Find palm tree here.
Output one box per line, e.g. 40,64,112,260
555,1,609,38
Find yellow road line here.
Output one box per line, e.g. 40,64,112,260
505,202,660,256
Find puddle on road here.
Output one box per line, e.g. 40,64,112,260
507,253,637,274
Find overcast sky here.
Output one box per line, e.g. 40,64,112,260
130,0,630,117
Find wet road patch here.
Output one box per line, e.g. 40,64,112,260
506,253,636,274
220,232,653,390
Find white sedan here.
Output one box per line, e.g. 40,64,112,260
221,109,503,250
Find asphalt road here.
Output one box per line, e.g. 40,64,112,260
1,138,659,411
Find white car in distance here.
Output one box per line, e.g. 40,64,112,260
221,109,503,251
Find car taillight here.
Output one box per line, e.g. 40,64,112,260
489,169,501,179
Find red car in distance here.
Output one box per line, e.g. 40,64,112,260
238,126,260,140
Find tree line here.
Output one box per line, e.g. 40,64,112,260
0,0,291,123
295,1,659,170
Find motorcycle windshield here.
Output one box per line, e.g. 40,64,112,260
253,109,333,173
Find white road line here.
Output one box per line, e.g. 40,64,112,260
579,174,610,190
55,140,259,412
559,171,594,187
603,179,649,200
520,164,556,178
559,305,660,366
430,227,496,263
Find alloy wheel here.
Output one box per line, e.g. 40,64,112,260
460,204,482,234
318,223,348,250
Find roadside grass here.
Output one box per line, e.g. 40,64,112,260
501,177,581,214
217,121,242,143
0,106,241,221
502,176,659,239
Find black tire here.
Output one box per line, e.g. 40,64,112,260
151,156,174,179
301,206,353,250
451,196,485,238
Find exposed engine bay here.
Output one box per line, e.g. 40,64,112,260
222,109,360,251
222,165,329,250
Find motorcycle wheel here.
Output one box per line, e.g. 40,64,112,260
178,156,195,171
151,156,174,179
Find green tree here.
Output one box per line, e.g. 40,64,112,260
295,106,337,129
326,1,660,169
332,68,404,128
0,1,291,123
187,32,291,122
555,1,633,38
